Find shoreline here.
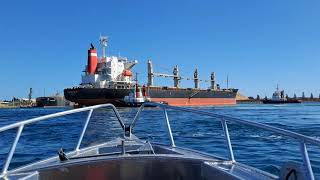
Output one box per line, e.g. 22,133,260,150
237,99,320,104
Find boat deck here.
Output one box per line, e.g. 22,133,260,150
6,138,276,180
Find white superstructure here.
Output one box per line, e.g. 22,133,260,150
270,84,286,102
81,36,138,89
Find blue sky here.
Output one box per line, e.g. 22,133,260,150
0,0,319,99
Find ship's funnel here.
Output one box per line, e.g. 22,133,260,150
87,44,98,74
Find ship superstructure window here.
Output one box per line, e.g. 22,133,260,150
106,68,111,74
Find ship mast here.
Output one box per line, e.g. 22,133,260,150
227,75,229,89
147,60,154,86
173,65,180,88
99,35,108,59
211,72,216,90
194,69,199,89
28,88,32,102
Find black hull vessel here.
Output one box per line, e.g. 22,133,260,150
262,85,301,104
64,87,238,106
262,99,301,104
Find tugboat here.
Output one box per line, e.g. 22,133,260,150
262,85,301,104
122,84,151,107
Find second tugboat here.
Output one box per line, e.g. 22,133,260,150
262,85,301,104
64,36,238,107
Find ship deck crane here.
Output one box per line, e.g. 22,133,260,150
147,60,217,89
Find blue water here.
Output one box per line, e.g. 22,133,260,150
0,103,320,178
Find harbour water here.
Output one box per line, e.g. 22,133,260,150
0,103,319,177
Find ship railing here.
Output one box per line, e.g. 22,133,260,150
131,102,320,180
0,104,125,178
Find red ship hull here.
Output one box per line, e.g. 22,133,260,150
151,98,236,106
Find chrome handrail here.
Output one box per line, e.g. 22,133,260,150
0,104,124,177
131,102,320,180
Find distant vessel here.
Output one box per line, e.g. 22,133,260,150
64,36,238,106
36,94,67,107
262,85,301,104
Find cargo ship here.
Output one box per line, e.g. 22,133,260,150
64,36,238,106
